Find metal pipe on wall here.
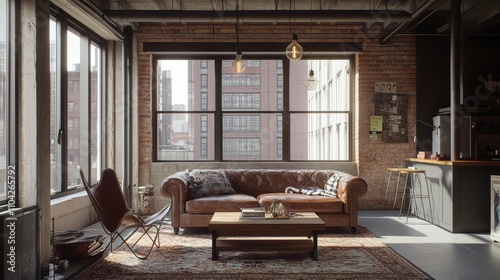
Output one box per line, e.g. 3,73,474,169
123,26,133,205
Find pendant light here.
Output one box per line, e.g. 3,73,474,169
232,51,245,73
231,0,245,73
305,0,317,90
285,33,304,60
285,1,303,60
306,69,318,91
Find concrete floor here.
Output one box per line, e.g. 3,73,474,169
359,210,500,280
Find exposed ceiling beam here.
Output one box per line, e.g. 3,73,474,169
463,11,500,39
152,0,169,10
436,0,495,33
379,0,439,44
107,9,413,24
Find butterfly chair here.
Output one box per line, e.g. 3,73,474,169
80,168,171,259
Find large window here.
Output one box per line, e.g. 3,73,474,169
49,10,104,196
0,0,13,206
154,57,352,162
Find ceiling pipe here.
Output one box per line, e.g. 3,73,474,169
107,10,413,24
404,0,450,32
450,0,461,161
436,0,494,34
463,11,500,39
379,0,439,44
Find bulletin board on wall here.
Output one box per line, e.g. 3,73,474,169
372,82,408,143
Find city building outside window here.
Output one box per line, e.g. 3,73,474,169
154,57,352,162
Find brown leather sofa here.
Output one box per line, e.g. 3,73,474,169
161,169,368,234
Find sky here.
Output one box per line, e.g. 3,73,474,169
160,60,188,106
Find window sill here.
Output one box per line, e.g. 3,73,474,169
50,190,88,206
50,191,96,230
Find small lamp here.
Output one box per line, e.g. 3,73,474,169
231,51,246,73
285,33,303,60
306,69,318,91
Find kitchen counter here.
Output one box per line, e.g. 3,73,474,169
406,158,500,233
407,158,500,167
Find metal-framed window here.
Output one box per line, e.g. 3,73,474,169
0,0,16,208
153,53,353,162
49,7,105,197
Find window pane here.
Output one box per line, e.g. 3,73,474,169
157,60,215,112
222,113,282,160
290,113,350,160
157,113,214,160
290,60,350,111
90,43,101,182
288,60,309,111
0,0,7,202
67,29,81,188
222,60,281,111
50,18,62,194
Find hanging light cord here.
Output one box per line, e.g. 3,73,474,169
310,0,313,56
236,0,241,53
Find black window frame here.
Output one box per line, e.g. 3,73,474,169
0,0,16,210
49,5,106,198
147,42,360,163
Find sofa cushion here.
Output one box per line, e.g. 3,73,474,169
257,193,344,214
186,194,260,213
188,169,235,198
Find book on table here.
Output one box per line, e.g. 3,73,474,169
240,207,266,218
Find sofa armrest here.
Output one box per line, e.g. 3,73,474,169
336,176,368,226
160,171,191,230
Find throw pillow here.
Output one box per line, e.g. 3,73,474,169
325,174,341,198
188,169,235,198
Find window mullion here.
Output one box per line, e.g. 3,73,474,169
60,19,69,192
282,59,290,161
215,59,222,161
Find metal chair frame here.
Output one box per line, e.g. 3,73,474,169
80,168,171,259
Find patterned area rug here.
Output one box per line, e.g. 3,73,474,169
73,226,432,280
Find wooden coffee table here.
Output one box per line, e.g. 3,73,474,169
208,212,325,260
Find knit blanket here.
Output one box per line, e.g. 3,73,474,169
285,186,336,197
285,173,341,198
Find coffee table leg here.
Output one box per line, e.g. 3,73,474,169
212,231,218,260
312,231,318,260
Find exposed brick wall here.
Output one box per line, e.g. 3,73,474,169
135,22,416,210
356,36,417,209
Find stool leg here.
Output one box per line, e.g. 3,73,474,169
393,171,402,210
384,170,394,208
399,173,410,218
415,174,425,221
405,173,415,223
405,172,433,224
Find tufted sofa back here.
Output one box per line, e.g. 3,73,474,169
223,169,353,197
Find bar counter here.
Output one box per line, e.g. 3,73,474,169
406,158,500,233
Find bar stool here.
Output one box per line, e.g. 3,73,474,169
384,167,408,209
399,168,433,224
